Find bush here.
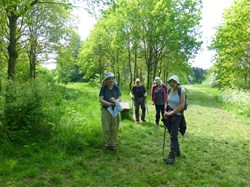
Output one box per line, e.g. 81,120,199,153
219,88,250,116
0,79,65,144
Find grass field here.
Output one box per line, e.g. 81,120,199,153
0,83,249,186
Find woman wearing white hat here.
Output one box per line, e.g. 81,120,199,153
99,72,122,151
163,74,186,165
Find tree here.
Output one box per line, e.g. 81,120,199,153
77,0,202,88
1,0,74,80
56,31,82,84
210,0,250,89
22,3,72,79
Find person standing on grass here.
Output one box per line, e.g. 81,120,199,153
163,74,186,165
130,78,147,124
151,77,168,126
99,72,122,151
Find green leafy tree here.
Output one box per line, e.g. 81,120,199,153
22,3,72,79
77,0,202,89
56,31,82,84
210,0,250,89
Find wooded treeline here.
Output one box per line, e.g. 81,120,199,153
77,0,202,89
0,0,249,142
0,0,249,89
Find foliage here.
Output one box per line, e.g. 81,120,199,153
219,88,250,117
55,31,82,84
190,67,207,84
77,0,202,89
210,0,250,89
0,0,76,80
0,79,65,144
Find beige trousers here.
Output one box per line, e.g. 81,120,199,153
101,108,120,147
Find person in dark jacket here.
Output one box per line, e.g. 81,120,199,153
130,78,147,124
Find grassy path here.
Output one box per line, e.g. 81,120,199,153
0,83,249,187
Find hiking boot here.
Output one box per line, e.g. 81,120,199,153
136,121,140,124
142,119,146,122
163,156,175,165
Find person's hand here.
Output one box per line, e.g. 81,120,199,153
164,111,171,118
163,112,168,119
109,97,115,103
109,102,114,106
152,101,155,105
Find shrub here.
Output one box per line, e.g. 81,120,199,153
0,79,64,144
219,88,250,116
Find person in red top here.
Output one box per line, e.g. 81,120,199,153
151,77,168,126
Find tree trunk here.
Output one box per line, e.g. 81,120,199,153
7,15,19,80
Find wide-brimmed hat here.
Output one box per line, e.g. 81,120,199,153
105,72,115,80
135,78,140,82
168,75,180,84
154,77,161,82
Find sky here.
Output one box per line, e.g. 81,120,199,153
74,0,234,70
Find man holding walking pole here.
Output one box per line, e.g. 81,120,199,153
130,78,147,124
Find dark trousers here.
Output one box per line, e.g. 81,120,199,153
166,115,182,157
134,99,146,121
155,104,164,125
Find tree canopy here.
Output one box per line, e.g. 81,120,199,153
210,0,250,89
77,0,202,89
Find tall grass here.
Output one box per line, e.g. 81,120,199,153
0,83,249,186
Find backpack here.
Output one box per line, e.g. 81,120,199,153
168,87,188,111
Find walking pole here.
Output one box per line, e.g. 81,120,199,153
163,125,167,156
145,98,150,123
131,98,136,124
114,123,120,161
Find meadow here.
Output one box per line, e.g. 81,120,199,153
0,83,249,187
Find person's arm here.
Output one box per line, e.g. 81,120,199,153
99,96,114,107
143,86,147,98
151,85,155,105
164,92,185,117
130,88,134,99
164,85,168,110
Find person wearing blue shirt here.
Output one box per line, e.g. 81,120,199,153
163,75,186,165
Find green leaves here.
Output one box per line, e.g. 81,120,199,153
211,0,250,89
77,0,202,87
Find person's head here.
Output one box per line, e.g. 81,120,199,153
168,75,180,88
135,78,140,85
154,77,162,86
105,72,115,85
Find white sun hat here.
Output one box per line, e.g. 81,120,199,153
105,72,115,80
168,75,180,84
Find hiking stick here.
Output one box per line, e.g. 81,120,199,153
131,98,136,124
145,98,150,123
114,123,120,160
163,125,167,156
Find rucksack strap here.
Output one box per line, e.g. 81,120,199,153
168,87,181,97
